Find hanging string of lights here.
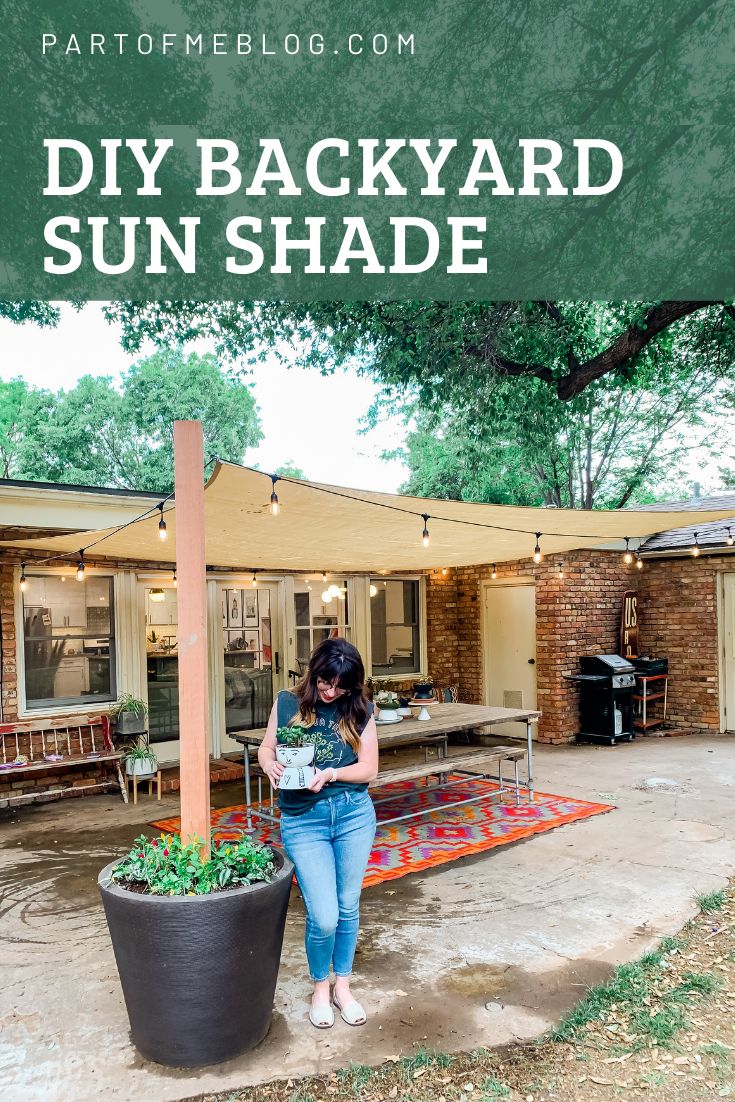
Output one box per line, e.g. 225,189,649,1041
12,459,735,592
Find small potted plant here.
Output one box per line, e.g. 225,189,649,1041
276,726,317,789
98,831,293,1066
111,693,148,738
123,732,158,779
374,690,400,722
412,677,435,701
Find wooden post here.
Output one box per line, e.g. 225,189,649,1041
173,420,211,857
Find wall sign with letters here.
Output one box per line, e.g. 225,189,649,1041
620,590,639,659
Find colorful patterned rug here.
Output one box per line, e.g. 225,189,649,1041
152,779,614,889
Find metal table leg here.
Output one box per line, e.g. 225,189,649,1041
526,720,534,801
243,743,254,832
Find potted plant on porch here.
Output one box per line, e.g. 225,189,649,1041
122,732,158,779
110,693,148,738
98,830,293,1066
412,676,435,700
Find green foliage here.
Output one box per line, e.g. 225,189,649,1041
480,1077,511,1098
696,889,727,913
111,693,148,717
109,832,276,896
396,1048,453,1083
1,349,262,491
276,725,317,748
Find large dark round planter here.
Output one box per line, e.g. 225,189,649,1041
98,847,294,1067
412,682,434,700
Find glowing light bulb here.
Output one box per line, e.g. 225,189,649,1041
321,590,333,603
421,514,430,548
623,537,632,565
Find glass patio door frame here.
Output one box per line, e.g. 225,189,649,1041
137,576,183,765
211,576,285,757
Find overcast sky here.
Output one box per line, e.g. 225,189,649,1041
0,303,410,492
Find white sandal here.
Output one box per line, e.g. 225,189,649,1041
333,993,367,1026
309,1000,335,1029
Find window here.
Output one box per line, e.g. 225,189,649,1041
293,578,351,665
370,578,421,676
22,574,116,710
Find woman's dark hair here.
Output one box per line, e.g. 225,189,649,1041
293,637,369,750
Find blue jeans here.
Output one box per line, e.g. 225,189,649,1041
280,788,376,982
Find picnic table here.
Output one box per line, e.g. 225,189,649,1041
231,702,540,830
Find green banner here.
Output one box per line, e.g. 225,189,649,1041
2,0,733,300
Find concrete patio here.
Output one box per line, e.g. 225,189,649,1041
1,734,734,1102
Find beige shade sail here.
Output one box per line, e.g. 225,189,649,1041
3,461,735,571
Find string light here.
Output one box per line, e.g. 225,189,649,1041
557,561,564,579
321,589,333,603
691,532,700,557
270,475,280,516
441,567,448,576
322,571,328,583
533,533,542,564
635,549,643,570
172,569,178,588
76,550,86,582
727,527,734,547
369,583,378,597
491,564,497,579
421,514,430,548
158,503,168,541
623,537,632,565
251,570,257,587
19,564,28,593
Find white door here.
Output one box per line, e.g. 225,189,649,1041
483,582,537,739
724,574,735,733
219,581,281,754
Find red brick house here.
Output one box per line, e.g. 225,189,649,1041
1,475,733,803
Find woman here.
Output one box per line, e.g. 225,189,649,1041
258,637,379,1029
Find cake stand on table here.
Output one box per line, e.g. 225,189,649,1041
408,698,437,722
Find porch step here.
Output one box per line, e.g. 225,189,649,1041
160,757,245,794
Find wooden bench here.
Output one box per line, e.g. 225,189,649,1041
0,715,128,806
369,745,528,825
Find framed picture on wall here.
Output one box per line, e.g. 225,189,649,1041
228,589,243,628
243,629,260,654
243,589,259,627
227,630,245,650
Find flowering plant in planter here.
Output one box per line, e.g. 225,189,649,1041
108,832,277,895
374,690,400,709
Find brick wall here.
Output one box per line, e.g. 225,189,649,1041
637,555,729,732
427,551,645,744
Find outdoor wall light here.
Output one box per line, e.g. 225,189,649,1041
533,533,542,563
691,532,700,557
149,588,166,602
270,475,280,516
421,514,430,548
19,564,27,593
158,503,168,541
76,551,86,582
623,537,632,565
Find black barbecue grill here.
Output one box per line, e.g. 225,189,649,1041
565,654,637,746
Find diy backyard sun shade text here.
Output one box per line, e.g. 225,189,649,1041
42,136,624,278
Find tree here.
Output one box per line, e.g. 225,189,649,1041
98,300,735,404
384,330,734,509
7,350,262,492
274,462,306,479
